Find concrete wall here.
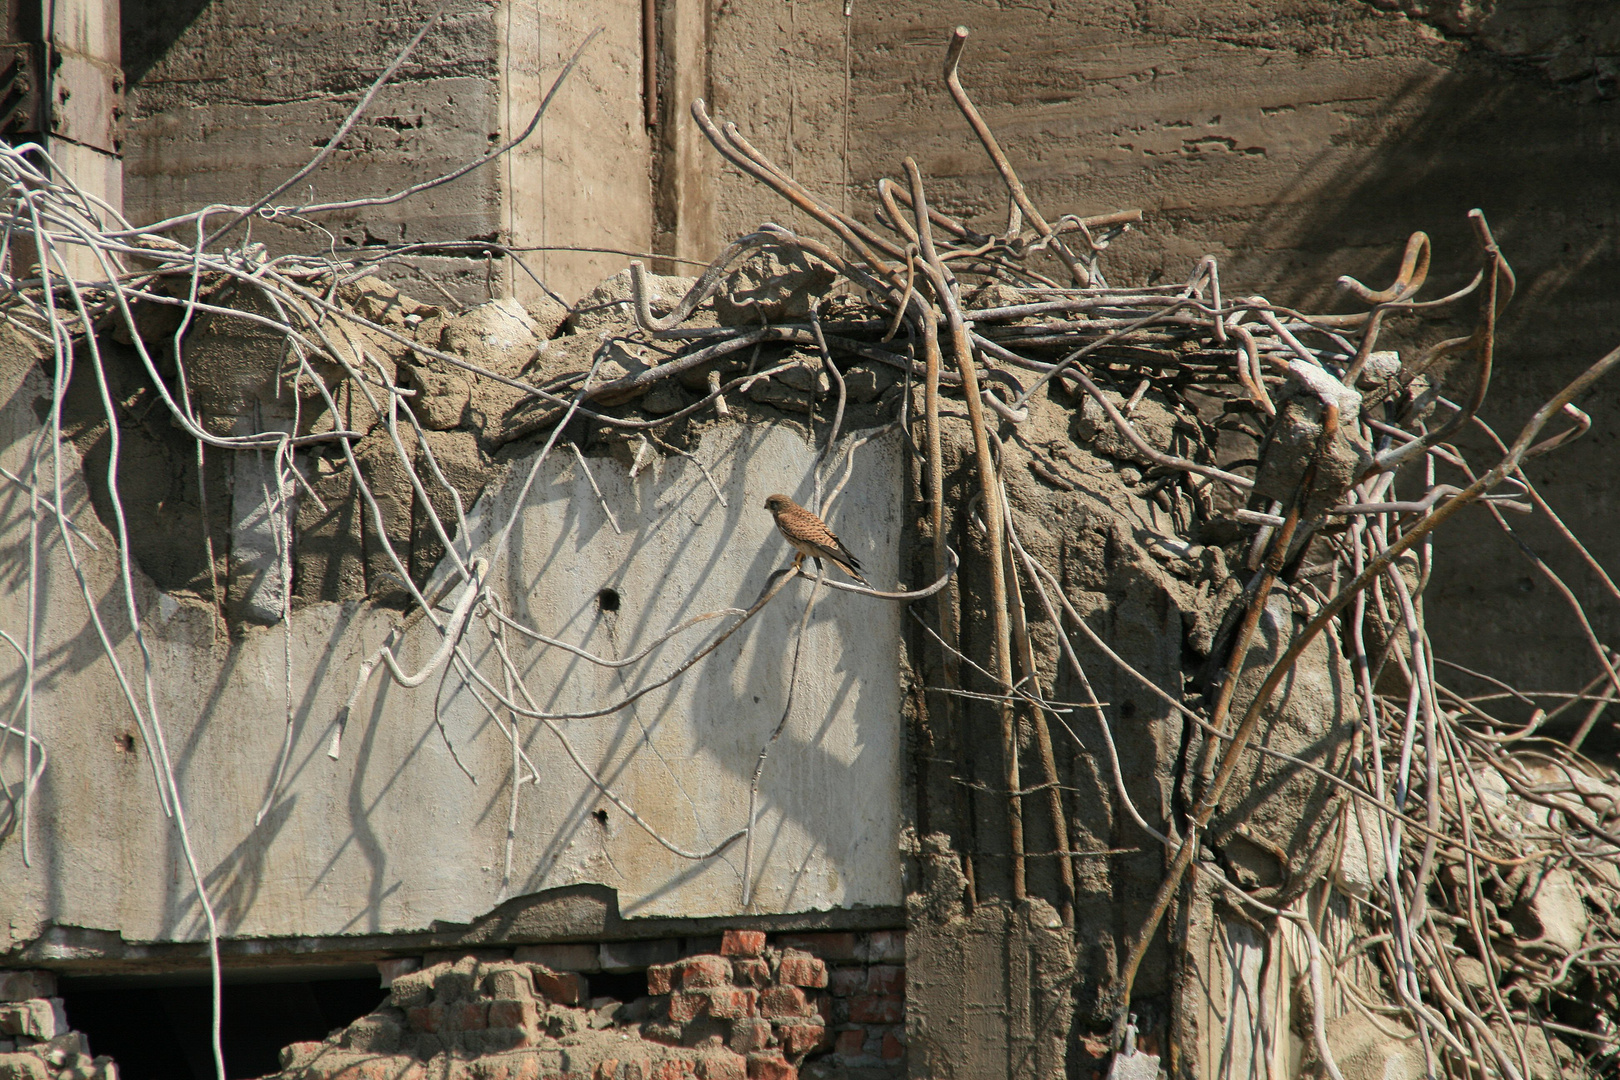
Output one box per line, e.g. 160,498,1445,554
702,0,1620,723
122,0,655,304
0,322,904,953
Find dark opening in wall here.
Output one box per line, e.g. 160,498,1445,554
586,967,648,1004
59,966,386,1080
597,588,621,613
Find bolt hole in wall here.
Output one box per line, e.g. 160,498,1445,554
59,966,386,1080
597,587,621,612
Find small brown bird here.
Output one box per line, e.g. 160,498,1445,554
763,493,868,585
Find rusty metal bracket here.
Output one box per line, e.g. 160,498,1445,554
0,42,42,140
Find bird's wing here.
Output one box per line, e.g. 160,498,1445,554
782,506,866,578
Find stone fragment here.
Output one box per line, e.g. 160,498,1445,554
399,357,471,430
0,1055,52,1080
713,250,837,325
1252,392,1369,518
642,381,688,415
1319,1014,1419,1080
839,363,898,404
1511,865,1589,954
772,360,828,395
566,269,701,336
439,298,545,381
745,379,813,413
0,1000,58,1039
1072,388,1178,466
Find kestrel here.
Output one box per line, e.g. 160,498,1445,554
763,494,868,585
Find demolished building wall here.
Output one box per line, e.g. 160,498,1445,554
5,2,1620,1079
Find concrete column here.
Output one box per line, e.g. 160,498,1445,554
2,0,122,277
45,0,123,273
653,0,717,268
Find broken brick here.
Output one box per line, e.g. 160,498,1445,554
668,991,711,1024
775,1022,825,1056
704,988,757,1020
881,1031,905,1060
744,1052,796,1080
719,931,765,957
729,1018,773,1055
647,964,676,996
482,966,535,1001
679,956,732,990
775,951,826,989
532,968,587,1005
487,998,538,1030
731,959,770,989
757,987,810,1019
695,1051,747,1080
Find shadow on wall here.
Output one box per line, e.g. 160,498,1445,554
121,0,214,86
1234,44,1620,722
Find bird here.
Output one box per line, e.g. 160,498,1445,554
763,494,869,585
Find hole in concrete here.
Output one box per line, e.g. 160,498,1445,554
118,733,135,753
598,588,621,613
593,808,609,825
60,967,384,1080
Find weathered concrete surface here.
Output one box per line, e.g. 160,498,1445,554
124,0,505,299
122,0,654,305
904,899,1073,1080
698,0,1620,718
500,0,655,304
0,320,904,949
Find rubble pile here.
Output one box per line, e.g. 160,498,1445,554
273,932,904,1080
0,973,115,1080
